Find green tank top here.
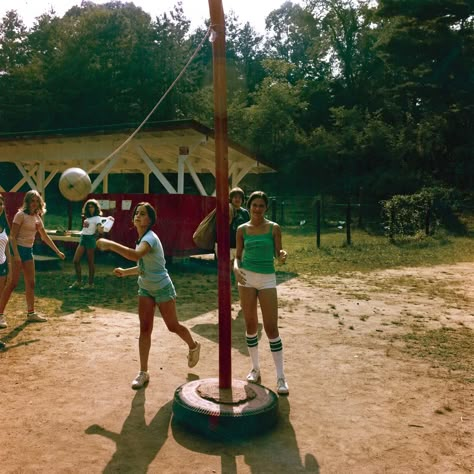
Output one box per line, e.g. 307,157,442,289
241,223,275,274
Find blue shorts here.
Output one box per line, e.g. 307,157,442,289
79,234,97,249
0,260,8,276
18,245,33,262
138,282,177,303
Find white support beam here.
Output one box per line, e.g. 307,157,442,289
228,162,237,183
89,153,120,193
10,176,29,192
185,159,207,196
136,146,176,194
15,163,38,191
233,164,254,187
44,170,59,188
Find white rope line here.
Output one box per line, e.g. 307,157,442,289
88,25,214,174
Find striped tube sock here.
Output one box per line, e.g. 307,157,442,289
246,333,259,370
269,336,285,379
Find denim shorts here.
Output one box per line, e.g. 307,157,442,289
0,260,8,276
138,282,177,303
18,245,33,262
79,234,96,249
238,268,276,290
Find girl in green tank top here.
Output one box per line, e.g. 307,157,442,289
233,191,290,395
241,223,275,274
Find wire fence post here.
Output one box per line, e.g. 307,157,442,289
425,203,431,236
271,197,277,222
346,200,352,246
316,199,321,248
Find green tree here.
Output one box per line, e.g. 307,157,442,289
375,0,474,189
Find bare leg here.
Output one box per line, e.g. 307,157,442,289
137,295,155,372
0,276,5,296
238,286,259,334
72,245,85,283
22,260,35,312
86,248,95,285
257,288,279,339
239,286,261,373
158,298,196,349
0,259,21,313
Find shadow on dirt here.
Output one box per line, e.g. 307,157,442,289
171,395,319,473
85,385,319,473
85,392,173,474
191,309,263,355
0,321,41,351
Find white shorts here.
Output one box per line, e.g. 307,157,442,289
238,268,276,290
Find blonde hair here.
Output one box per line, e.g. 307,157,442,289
21,190,46,216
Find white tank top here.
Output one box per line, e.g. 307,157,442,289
0,228,8,265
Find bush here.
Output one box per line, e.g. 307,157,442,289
381,187,463,238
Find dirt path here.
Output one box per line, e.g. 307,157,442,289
1,263,473,473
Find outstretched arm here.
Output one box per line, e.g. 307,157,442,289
113,266,138,277
97,238,150,262
38,226,66,260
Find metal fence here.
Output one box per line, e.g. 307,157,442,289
266,195,474,238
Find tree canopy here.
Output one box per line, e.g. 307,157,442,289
0,0,473,198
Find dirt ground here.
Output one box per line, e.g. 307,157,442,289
1,261,473,473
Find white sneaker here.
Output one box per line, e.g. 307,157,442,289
246,368,261,383
131,371,149,389
81,283,95,291
277,377,289,395
27,312,47,323
68,281,82,290
188,342,201,368
0,316,7,329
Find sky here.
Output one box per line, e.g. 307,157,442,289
0,0,305,34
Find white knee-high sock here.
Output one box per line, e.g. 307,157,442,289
246,332,259,370
269,336,285,379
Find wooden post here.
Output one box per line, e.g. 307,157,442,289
316,199,321,248
177,146,189,194
271,197,277,222
425,203,431,236
389,206,395,241
346,200,352,246
209,0,231,389
68,200,73,231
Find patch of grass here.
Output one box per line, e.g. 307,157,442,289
369,275,470,306
399,327,474,383
282,227,474,277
